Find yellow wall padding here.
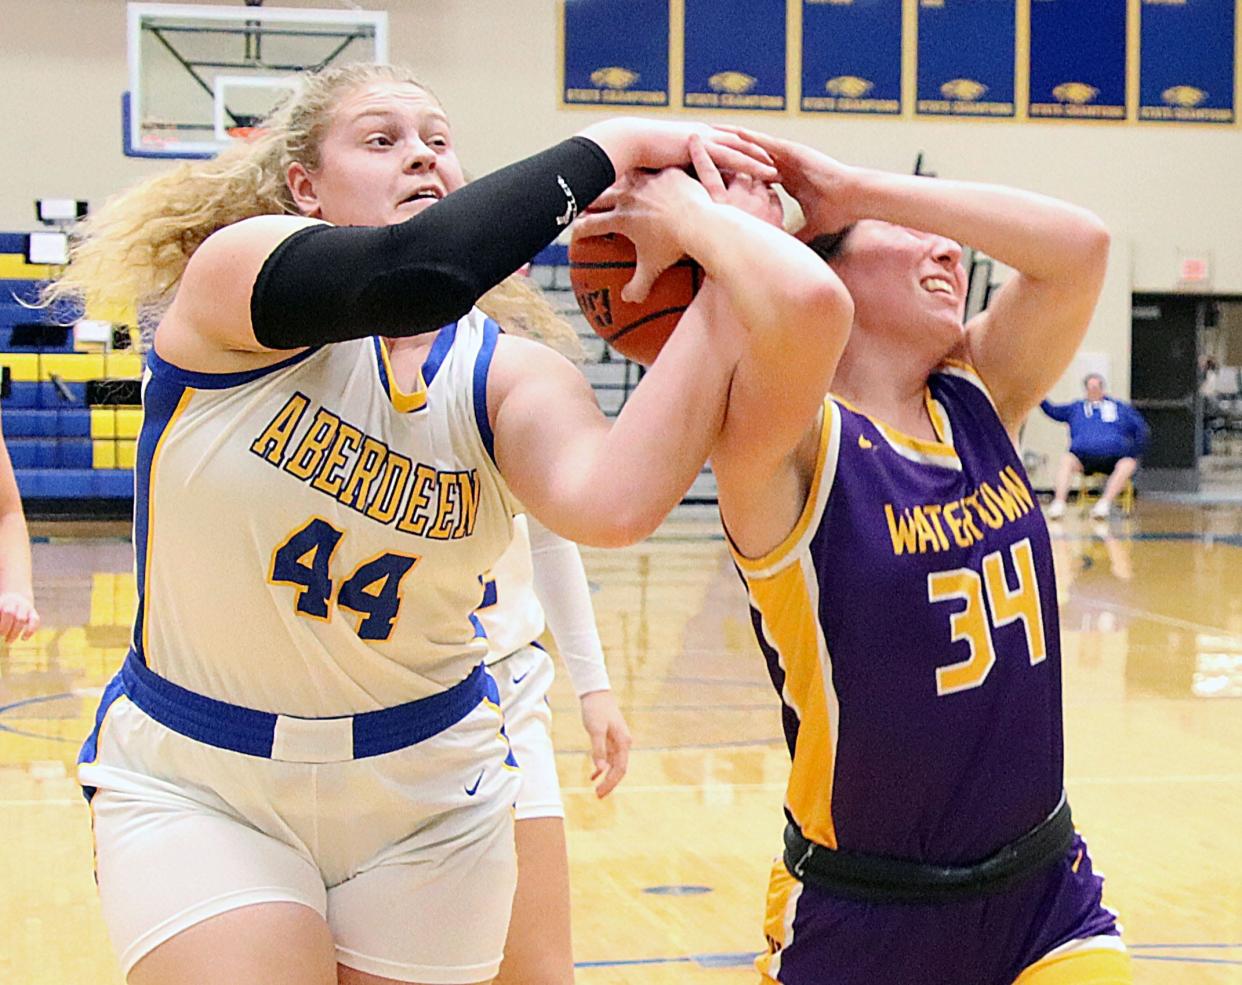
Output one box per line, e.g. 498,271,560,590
0,353,39,382
0,254,53,279
38,353,106,382
92,441,117,469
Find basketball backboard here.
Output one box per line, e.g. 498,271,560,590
125,3,388,159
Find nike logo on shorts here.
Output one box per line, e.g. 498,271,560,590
465,769,484,796
512,669,531,685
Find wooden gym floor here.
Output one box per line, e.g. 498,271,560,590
1,501,1239,984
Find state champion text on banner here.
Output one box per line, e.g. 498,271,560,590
1029,0,1126,120
1138,0,1235,124
916,0,1016,118
683,0,786,111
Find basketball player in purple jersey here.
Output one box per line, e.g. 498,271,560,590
582,131,1127,984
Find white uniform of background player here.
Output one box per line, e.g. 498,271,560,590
477,512,613,820
476,508,625,985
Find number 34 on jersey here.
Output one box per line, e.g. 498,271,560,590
928,536,1047,696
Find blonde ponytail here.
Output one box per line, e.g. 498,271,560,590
42,63,430,317
479,275,584,362
43,62,584,362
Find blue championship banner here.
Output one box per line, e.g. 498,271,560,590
563,0,669,106
802,0,903,114
916,0,1016,117
683,0,786,110
1029,0,1126,119
1139,0,1235,123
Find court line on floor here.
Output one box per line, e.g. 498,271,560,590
1073,596,1242,641
573,948,1242,970
559,772,1242,794
555,737,785,757
0,690,94,743
0,723,76,741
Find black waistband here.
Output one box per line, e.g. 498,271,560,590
783,794,1073,904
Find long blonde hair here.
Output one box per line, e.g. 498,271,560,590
44,62,580,358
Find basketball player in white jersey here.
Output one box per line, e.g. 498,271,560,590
0,407,40,642
51,64,850,985
481,512,627,985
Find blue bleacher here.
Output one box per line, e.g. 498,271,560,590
7,438,93,469
0,289,81,325
15,468,132,499
5,381,88,407
1,245,129,508
2,408,92,438
0,279,42,305
532,243,569,267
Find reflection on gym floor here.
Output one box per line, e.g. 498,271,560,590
1,504,1240,984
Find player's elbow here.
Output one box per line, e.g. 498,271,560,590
584,504,665,549
1070,212,1111,276
817,275,855,332
792,271,854,350
565,491,670,548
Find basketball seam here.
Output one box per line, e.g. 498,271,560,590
567,259,701,270
607,306,688,343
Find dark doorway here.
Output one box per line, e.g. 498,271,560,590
1130,294,1206,492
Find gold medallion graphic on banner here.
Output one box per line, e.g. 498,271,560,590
1052,82,1099,105
941,78,988,101
827,75,875,98
1162,85,1208,107
708,71,757,94
590,66,639,90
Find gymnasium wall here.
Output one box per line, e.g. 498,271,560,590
3,0,1238,485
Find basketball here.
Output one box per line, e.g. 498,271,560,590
569,233,703,366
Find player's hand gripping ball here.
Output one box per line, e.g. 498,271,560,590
568,232,702,367
570,135,782,365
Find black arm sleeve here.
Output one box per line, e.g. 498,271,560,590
251,136,615,349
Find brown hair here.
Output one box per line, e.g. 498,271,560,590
807,225,855,264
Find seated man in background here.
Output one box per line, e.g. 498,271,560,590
1041,373,1149,519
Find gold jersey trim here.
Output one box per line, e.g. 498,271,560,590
375,338,429,413
730,400,841,580
937,358,998,412
833,391,961,470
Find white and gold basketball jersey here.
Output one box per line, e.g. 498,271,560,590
475,513,546,662
132,311,517,716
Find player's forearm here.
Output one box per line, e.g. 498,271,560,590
845,171,1109,284
1040,399,1074,422
569,307,733,546
679,202,851,343
0,512,34,600
251,138,615,347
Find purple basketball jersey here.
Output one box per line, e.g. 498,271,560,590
733,361,1063,864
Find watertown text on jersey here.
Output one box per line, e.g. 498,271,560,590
884,466,1035,556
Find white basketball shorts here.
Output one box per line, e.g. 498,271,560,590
78,657,522,983
490,644,563,821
